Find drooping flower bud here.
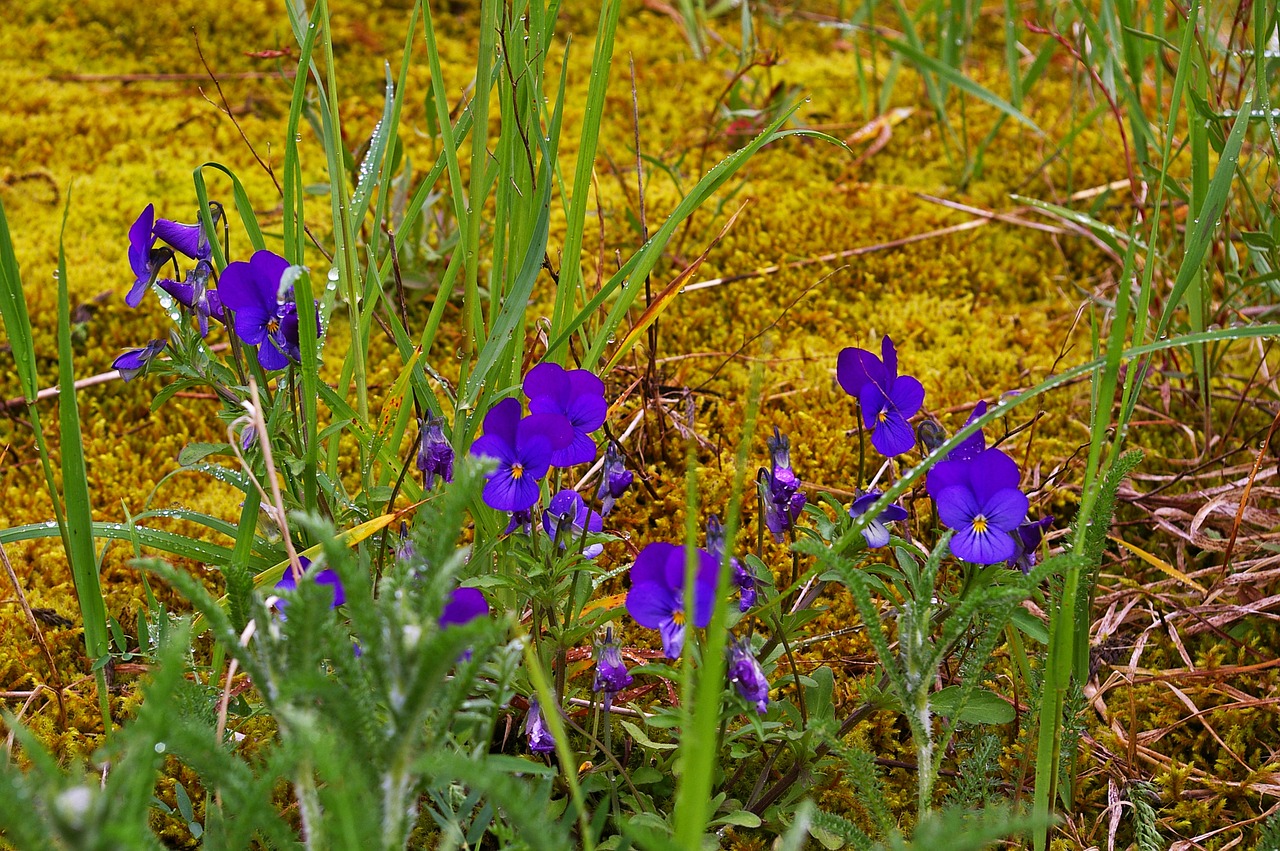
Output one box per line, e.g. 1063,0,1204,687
728,638,769,714
525,698,556,753
593,627,633,708
597,440,633,515
417,414,454,489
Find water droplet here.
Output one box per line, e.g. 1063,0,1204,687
154,742,166,754
327,267,340,283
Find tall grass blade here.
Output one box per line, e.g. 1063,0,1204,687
547,0,622,362
54,193,112,728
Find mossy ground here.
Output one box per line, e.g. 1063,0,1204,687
1,0,1276,846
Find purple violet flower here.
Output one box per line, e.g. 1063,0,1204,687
273,557,346,611
440,587,489,628
218,249,318,371
152,204,219,263
848,491,909,549
706,514,755,611
766,426,800,502
1010,515,1053,574
126,205,171,308
417,414,454,488
523,363,608,467
947,401,988,462
542,490,604,559
837,335,926,457
593,627,633,706
112,339,167,382
596,440,633,515
525,698,556,753
728,638,769,714
928,448,1029,564
470,398,572,512
761,427,806,542
625,542,718,659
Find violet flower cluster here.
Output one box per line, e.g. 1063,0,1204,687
126,202,225,336
471,363,632,524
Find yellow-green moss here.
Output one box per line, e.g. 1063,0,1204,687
2,0,1276,847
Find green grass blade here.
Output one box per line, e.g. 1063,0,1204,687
0,523,278,573
193,162,267,269
0,199,38,401
885,37,1044,136
54,196,112,727
673,367,761,845
546,0,622,362
1154,92,1253,342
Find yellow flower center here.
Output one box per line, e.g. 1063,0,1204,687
267,317,280,334
511,463,525,480
972,515,989,535
877,410,889,424
671,610,685,626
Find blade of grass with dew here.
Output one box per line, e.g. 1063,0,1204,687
546,0,622,363
673,366,761,845
282,1,324,513
0,523,277,572
1010,195,1146,257
54,197,112,728
1185,57,1211,398
457,156,552,431
308,0,368,426
357,9,419,334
